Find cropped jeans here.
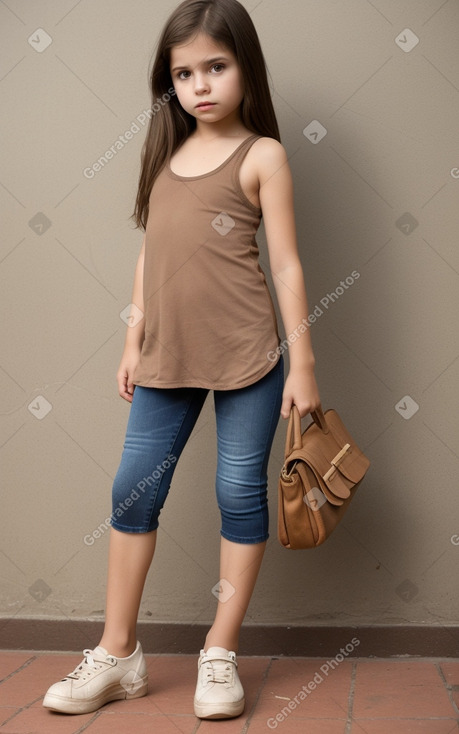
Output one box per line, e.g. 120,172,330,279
110,355,284,544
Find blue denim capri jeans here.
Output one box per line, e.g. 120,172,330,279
110,355,284,544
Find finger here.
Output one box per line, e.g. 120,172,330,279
116,374,124,398
280,395,293,420
117,371,130,401
120,388,133,403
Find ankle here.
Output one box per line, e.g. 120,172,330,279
204,633,239,654
99,634,137,659
101,642,137,658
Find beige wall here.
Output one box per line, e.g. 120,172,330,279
1,0,458,634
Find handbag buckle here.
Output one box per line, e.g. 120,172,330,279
281,460,298,480
323,443,351,482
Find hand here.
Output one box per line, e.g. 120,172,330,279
280,366,321,419
116,347,141,402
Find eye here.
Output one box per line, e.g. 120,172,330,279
211,63,225,73
176,70,191,80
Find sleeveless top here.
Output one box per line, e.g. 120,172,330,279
132,133,281,390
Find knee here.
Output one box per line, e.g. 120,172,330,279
216,477,268,514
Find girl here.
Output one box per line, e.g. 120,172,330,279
43,0,320,721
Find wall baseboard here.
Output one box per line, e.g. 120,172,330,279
1,619,458,657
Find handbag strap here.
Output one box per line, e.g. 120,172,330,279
284,403,329,459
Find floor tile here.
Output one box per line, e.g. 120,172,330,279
1,705,94,733
0,654,35,683
254,657,353,719
248,719,347,733
440,661,459,688
0,653,83,707
352,661,453,718
84,712,197,733
199,717,258,733
350,720,459,734
0,709,21,730
439,661,459,715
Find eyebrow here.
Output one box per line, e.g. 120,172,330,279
171,56,230,73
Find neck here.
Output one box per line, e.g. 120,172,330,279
192,111,247,141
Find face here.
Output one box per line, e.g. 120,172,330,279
170,32,244,125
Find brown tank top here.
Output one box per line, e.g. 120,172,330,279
133,133,281,390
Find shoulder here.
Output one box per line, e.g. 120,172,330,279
248,137,289,182
249,136,287,162
250,136,286,156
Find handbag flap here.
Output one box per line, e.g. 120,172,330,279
324,410,370,482
295,461,344,506
282,409,369,503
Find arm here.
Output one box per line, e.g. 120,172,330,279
116,236,146,402
257,139,321,419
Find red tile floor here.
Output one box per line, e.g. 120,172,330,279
0,651,458,733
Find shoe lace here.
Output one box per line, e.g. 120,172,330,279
203,658,234,685
64,648,116,681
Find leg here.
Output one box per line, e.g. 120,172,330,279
43,385,209,715
99,384,208,657
194,538,265,720
207,356,284,652
204,536,266,653
99,527,157,657
193,358,284,720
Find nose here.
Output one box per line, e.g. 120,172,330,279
194,70,210,94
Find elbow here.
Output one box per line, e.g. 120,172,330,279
272,257,303,278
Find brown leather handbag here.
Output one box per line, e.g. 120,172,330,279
278,404,370,549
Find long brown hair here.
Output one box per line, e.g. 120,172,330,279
132,0,281,230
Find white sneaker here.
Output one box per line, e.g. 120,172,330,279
42,641,148,714
193,646,245,719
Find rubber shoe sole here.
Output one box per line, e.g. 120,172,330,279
43,675,148,714
194,696,245,720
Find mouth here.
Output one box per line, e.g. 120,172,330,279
196,102,216,109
